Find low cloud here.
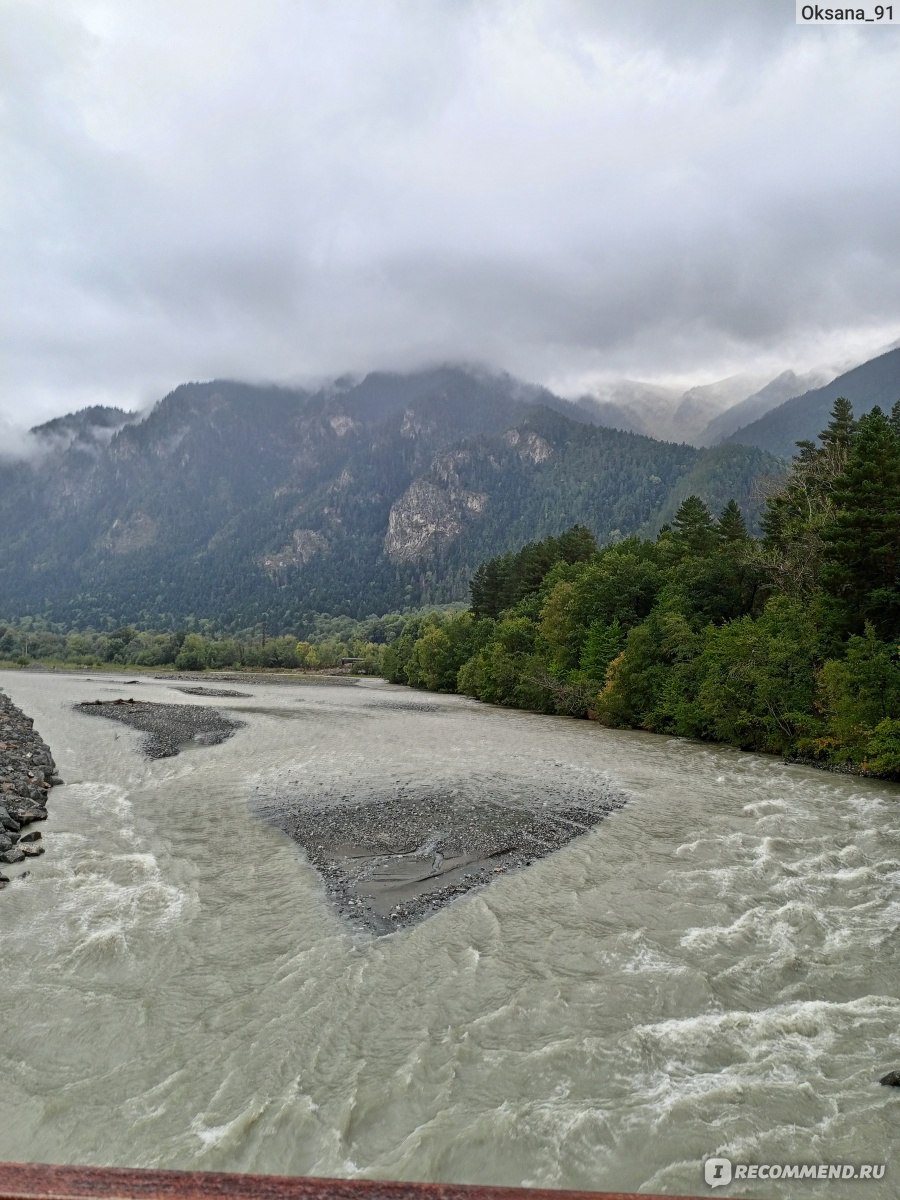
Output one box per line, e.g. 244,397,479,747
2,0,900,423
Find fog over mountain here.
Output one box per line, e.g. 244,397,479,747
0,367,778,628
697,369,834,447
725,345,900,458
3,1,900,431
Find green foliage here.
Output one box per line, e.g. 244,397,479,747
579,619,625,686
387,394,900,778
404,613,493,692
717,498,749,544
470,526,598,619
820,406,900,638
5,381,899,779
816,625,900,762
0,615,393,677
670,495,717,557
175,633,210,671
865,720,900,776
689,599,822,752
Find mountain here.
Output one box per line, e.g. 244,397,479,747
30,405,136,449
698,369,833,446
671,373,772,443
726,346,900,457
574,381,681,438
0,366,779,631
577,373,774,444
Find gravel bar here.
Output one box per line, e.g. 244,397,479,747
73,698,245,758
258,781,627,934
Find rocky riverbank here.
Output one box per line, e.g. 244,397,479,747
0,691,60,885
73,698,246,758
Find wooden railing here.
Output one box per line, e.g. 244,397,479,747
0,1163,709,1200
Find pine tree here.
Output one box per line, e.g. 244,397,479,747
556,524,598,564
717,499,748,544
821,407,900,637
759,401,858,600
818,396,856,455
671,495,716,556
469,562,490,618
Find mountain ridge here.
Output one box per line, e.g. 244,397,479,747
726,346,900,456
0,366,779,630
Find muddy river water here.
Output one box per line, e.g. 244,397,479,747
1,670,898,1198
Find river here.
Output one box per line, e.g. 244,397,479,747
0,670,898,1197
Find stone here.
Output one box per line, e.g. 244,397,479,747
0,832,18,852
0,806,20,832
880,1071,900,1087
6,799,47,825
20,843,44,857
18,831,41,843
0,847,25,864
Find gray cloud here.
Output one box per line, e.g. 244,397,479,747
2,0,900,427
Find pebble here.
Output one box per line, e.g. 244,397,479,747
73,699,245,758
258,781,627,935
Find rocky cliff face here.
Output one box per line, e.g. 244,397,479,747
385,479,488,562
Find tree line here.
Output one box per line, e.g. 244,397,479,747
0,607,464,674
3,398,897,778
383,399,900,779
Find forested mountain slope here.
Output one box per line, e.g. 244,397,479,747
0,367,778,630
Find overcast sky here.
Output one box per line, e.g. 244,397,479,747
3,0,900,426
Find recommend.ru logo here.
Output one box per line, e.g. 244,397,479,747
704,1158,732,1189
704,1156,885,1187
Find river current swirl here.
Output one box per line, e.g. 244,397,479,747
0,670,897,1198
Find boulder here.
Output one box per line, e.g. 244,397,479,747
0,806,19,832
20,843,44,858
0,847,25,864
18,831,41,843
880,1071,900,1087
0,832,18,852
6,798,47,825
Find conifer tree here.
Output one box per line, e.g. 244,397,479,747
671,495,716,556
556,524,598,564
717,499,748,544
819,396,856,455
821,406,900,636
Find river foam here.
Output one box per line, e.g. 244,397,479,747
0,669,898,1198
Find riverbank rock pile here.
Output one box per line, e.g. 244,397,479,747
0,692,60,884
258,780,627,934
73,699,245,758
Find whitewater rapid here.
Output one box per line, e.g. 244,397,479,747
0,670,897,1198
